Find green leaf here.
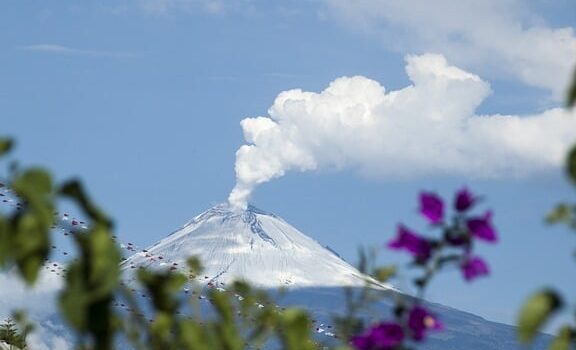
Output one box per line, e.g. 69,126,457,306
59,262,90,330
186,256,203,278
210,290,242,350
549,325,574,350
566,146,576,186
59,223,121,350
0,138,13,157
150,312,172,341
178,320,209,349
517,289,562,344
568,67,576,108
12,212,51,285
0,218,8,267
12,168,52,197
84,225,121,296
373,266,396,283
60,180,111,227
137,269,186,314
546,204,573,224
279,308,315,350
210,290,234,324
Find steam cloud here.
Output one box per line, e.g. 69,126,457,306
228,54,576,209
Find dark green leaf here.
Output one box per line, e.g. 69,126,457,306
567,67,576,108
59,262,90,330
0,218,8,267
566,146,576,186
0,138,13,157
517,289,562,344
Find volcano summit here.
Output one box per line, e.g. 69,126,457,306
123,204,388,289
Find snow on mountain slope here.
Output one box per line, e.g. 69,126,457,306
123,204,390,289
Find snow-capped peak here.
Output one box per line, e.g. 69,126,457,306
123,204,390,289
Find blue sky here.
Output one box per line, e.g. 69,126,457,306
2,0,576,335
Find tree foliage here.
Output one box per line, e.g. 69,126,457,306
0,318,27,350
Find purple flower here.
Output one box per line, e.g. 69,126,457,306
408,306,443,341
388,225,432,261
461,256,490,281
420,192,444,224
466,211,497,242
351,322,404,350
454,187,476,212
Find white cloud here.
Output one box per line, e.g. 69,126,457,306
20,44,136,58
323,0,576,98
27,322,71,350
0,268,62,318
228,54,576,209
0,268,71,350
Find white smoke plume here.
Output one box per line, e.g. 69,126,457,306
228,54,576,209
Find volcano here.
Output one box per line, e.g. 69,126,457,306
121,204,552,350
122,204,388,289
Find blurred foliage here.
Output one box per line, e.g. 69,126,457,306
517,67,576,349
517,290,562,344
546,203,576,228
568,67,576,108
7,167,54,284
549,326,574,350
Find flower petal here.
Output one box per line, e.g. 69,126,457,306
420,192,444,224
351,322,404,350
461,256,490,281
467,211,497,242
387,225,432,261
455,187,475,212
